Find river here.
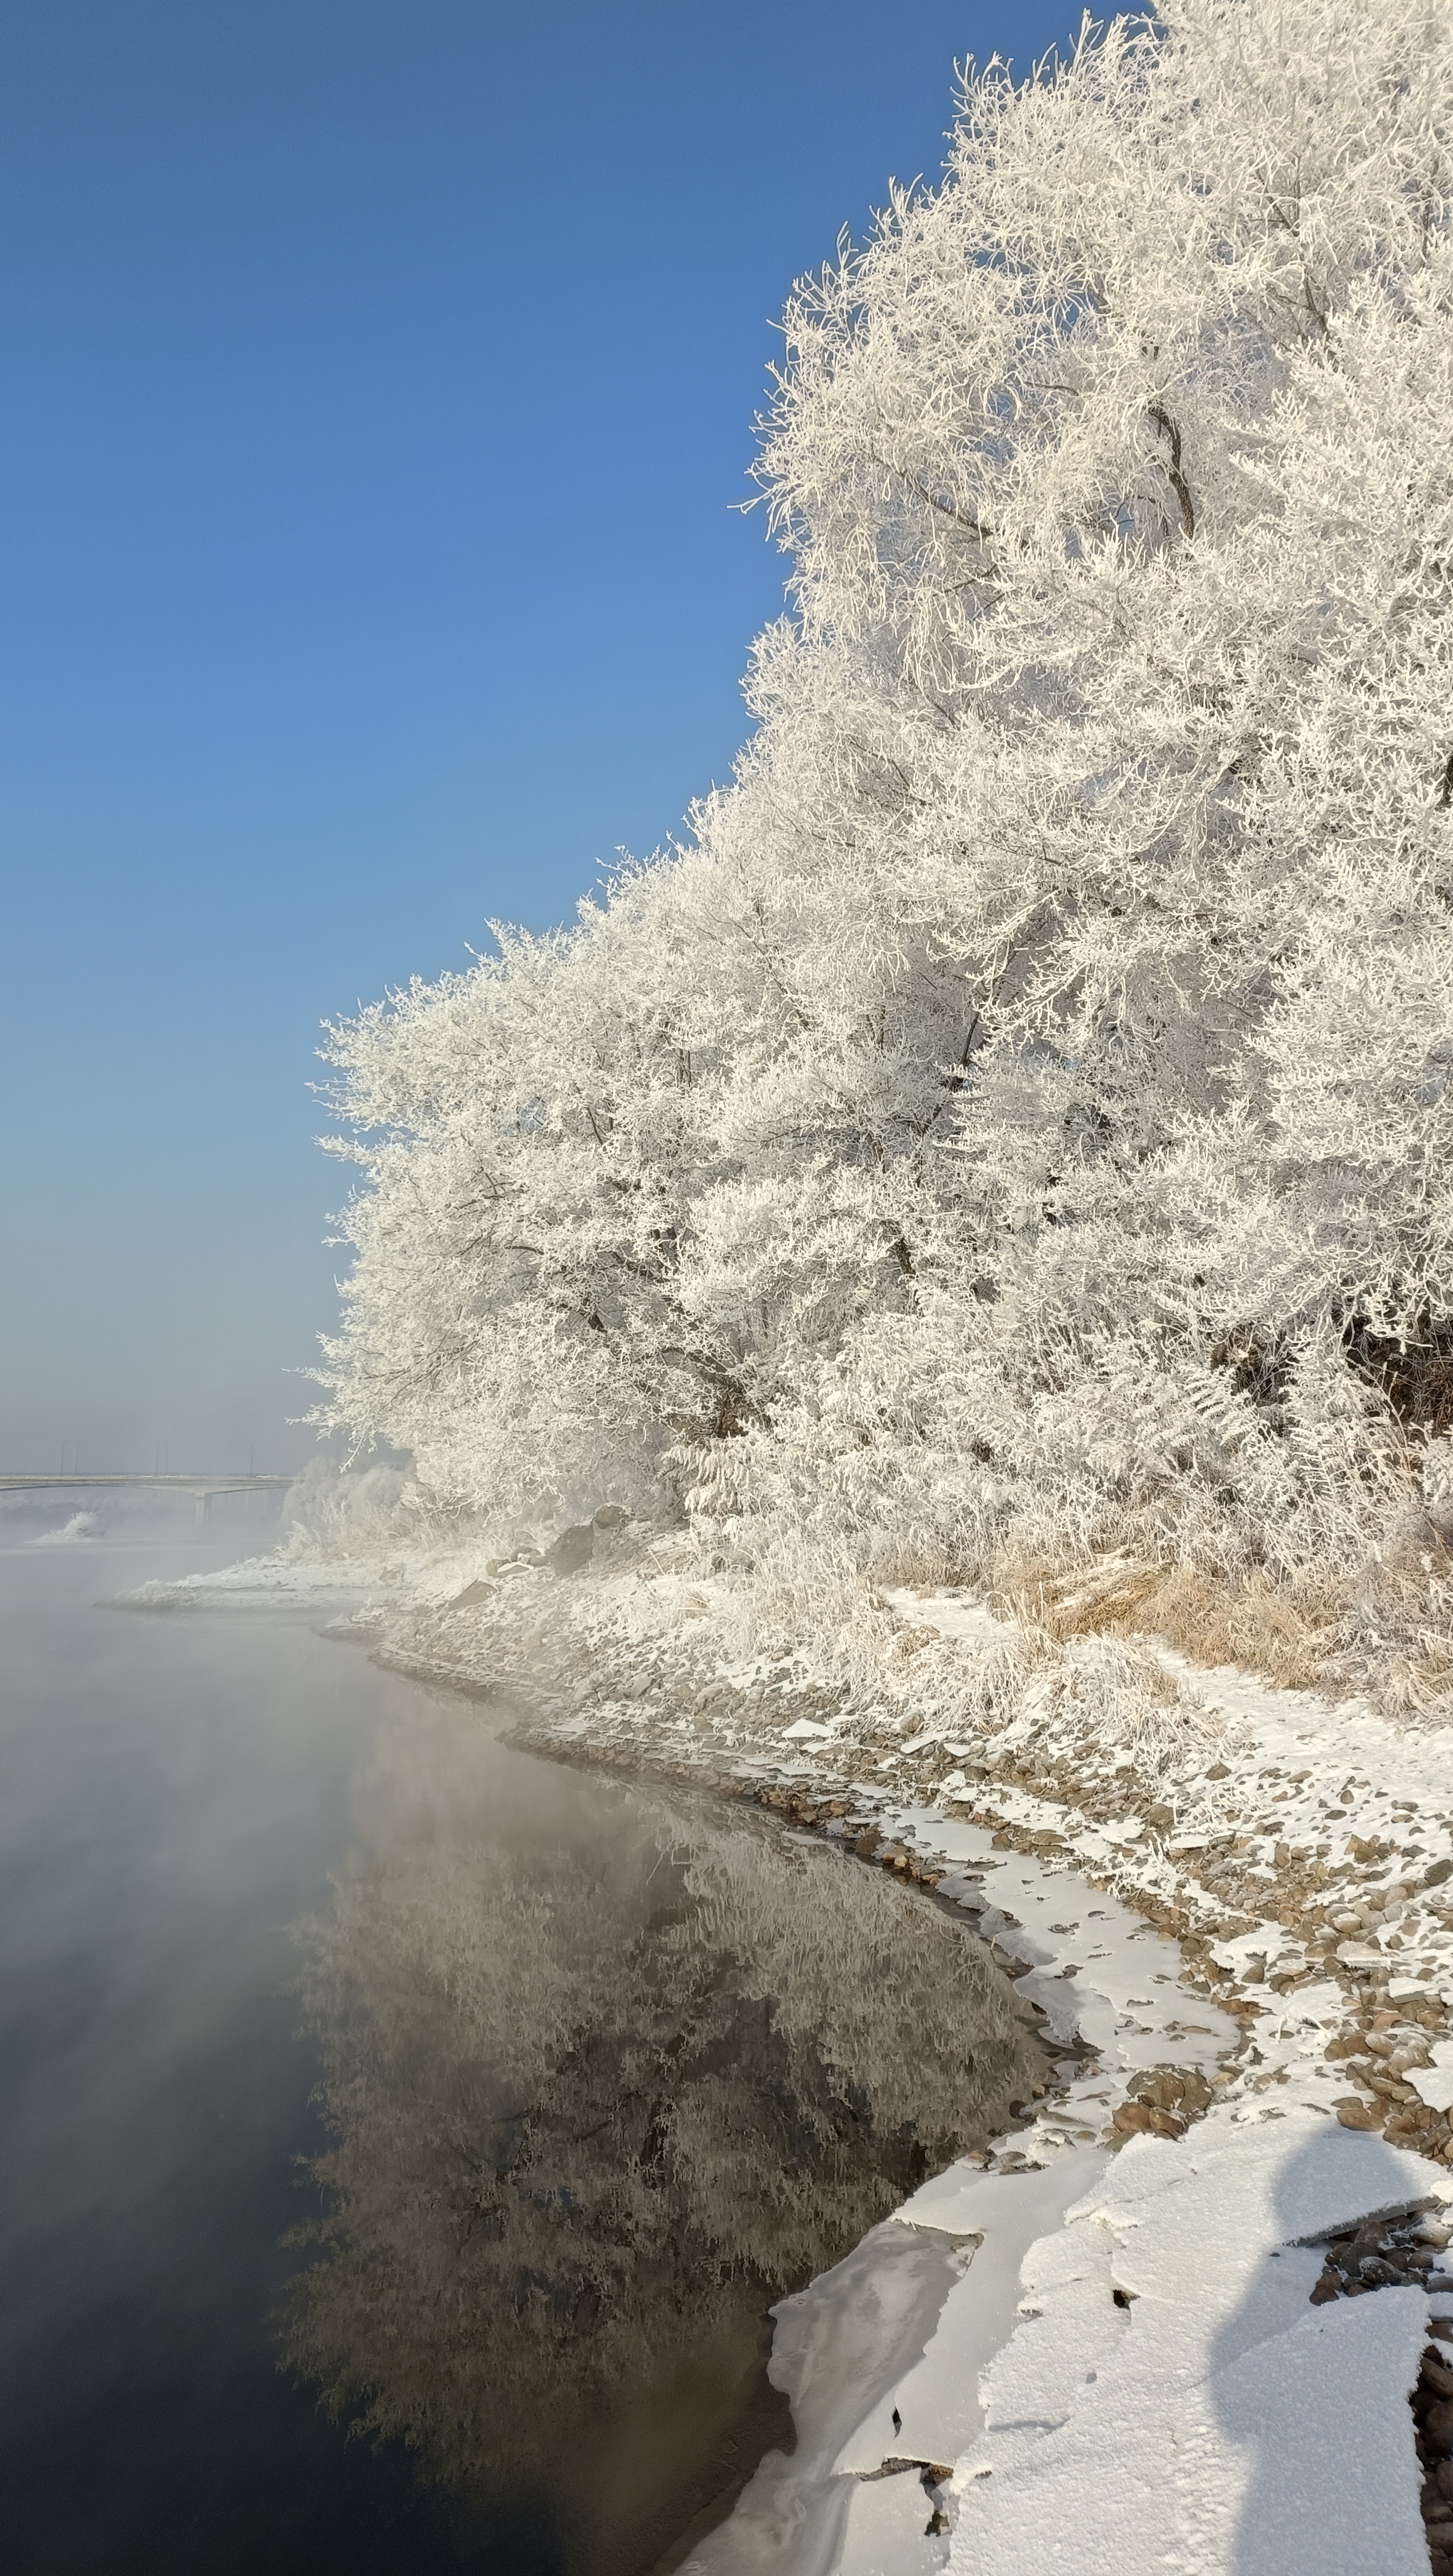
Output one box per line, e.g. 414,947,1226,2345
0,1505,1046,2575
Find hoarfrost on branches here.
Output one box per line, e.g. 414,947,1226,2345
311,1,1453,1690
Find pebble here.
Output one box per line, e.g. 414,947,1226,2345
1309,2214,1445,2307
1112,2101,1156,2136
1423,2397,1453,2453
1333,2097,1379,2130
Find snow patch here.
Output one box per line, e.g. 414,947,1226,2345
110,1554,388,1609
952,2109,1447,2576
31,1512,103,1545
695,2112,1450,2575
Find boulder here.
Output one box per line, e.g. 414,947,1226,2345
546,1523,595,1575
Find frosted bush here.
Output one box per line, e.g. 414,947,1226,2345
1423,1438,1453,1532
281,1457,411,1555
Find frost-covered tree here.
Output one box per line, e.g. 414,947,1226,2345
314,0,1453,1690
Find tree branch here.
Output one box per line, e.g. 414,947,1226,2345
1147,404,1196,539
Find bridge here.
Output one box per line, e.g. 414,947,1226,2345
0,1472,294,1527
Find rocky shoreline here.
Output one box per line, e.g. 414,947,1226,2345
367,1623,1232,2174
131,1521,1453,2161
358,1525,1453,2175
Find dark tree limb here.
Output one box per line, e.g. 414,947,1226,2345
1148,404,1196,540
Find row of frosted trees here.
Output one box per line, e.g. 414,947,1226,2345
314,1,1453,1689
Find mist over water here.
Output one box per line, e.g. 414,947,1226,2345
283,1718,1042,2572
0,1504,494,2574
0,1506,1043,2574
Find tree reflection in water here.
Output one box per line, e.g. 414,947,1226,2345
279,1707,1044,2570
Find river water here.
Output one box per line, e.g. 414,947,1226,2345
0,1509,1045,2575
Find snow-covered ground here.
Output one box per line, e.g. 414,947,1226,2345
124,1539,1453,2572
699,2111,1450,2576
113,1552,391,1607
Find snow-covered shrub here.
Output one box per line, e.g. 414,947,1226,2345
313,0,1453,1655
281,1457,411,1555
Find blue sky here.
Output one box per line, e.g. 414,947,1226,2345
1,0,1070,1474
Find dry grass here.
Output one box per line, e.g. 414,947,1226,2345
993,1554,1340,1694
988,1541,1453,1726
